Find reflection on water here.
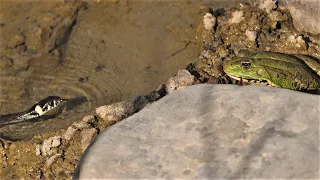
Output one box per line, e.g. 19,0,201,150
65,96,88,111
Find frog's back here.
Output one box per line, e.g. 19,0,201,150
252,51,308,65
240,51,320,91
259,52,320,91
293,54,320,76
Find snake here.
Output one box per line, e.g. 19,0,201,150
0,96,68,126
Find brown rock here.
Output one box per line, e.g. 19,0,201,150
45,154,62,167
0,56,13,70
63,126,78,141
166,69,195,94
25,24,51,52
80,128,97,152
45,16,75,52
82,115,95,123
96,96,148,123
7,33,25,48
38,12,62,28
72,121,90,130
41,136,62,156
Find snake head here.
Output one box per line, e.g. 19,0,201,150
33,96,68,116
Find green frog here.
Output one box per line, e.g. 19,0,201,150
223,51,320,92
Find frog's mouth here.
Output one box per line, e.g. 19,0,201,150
226,74,274,86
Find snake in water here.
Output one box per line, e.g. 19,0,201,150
0,96,68,126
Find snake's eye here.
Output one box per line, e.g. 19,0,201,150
241,60,251,70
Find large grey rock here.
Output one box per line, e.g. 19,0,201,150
74,84,319,179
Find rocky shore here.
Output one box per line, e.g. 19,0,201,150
0,0,319,179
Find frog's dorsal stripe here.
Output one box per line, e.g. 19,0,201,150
253,52,320,76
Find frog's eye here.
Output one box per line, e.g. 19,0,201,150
241,60,251,70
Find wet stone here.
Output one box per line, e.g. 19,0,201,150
45,16,75,52
7,33,25,48
9,54,31,72
38,12,62,28
95,64,105,72
78,76,89,83
0,56,13,70
25,24,51,52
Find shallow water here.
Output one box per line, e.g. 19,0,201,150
0,0,242,140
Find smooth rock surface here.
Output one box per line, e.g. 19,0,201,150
74,84,319,179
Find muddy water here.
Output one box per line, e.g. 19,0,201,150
0,0,241,140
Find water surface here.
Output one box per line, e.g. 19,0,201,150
0,0,241,140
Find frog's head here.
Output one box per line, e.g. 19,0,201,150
223,57,270,83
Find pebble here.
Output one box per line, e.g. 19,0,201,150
82,115,95,123
72,121,90,130
45,154,62,167
80,128,97,152
258,0,277,13
63,126,78,141
35,145,41,156
229,11,244,24
245,30,257,42
203,13,216,30
40,136,62,156
165,69,195,94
